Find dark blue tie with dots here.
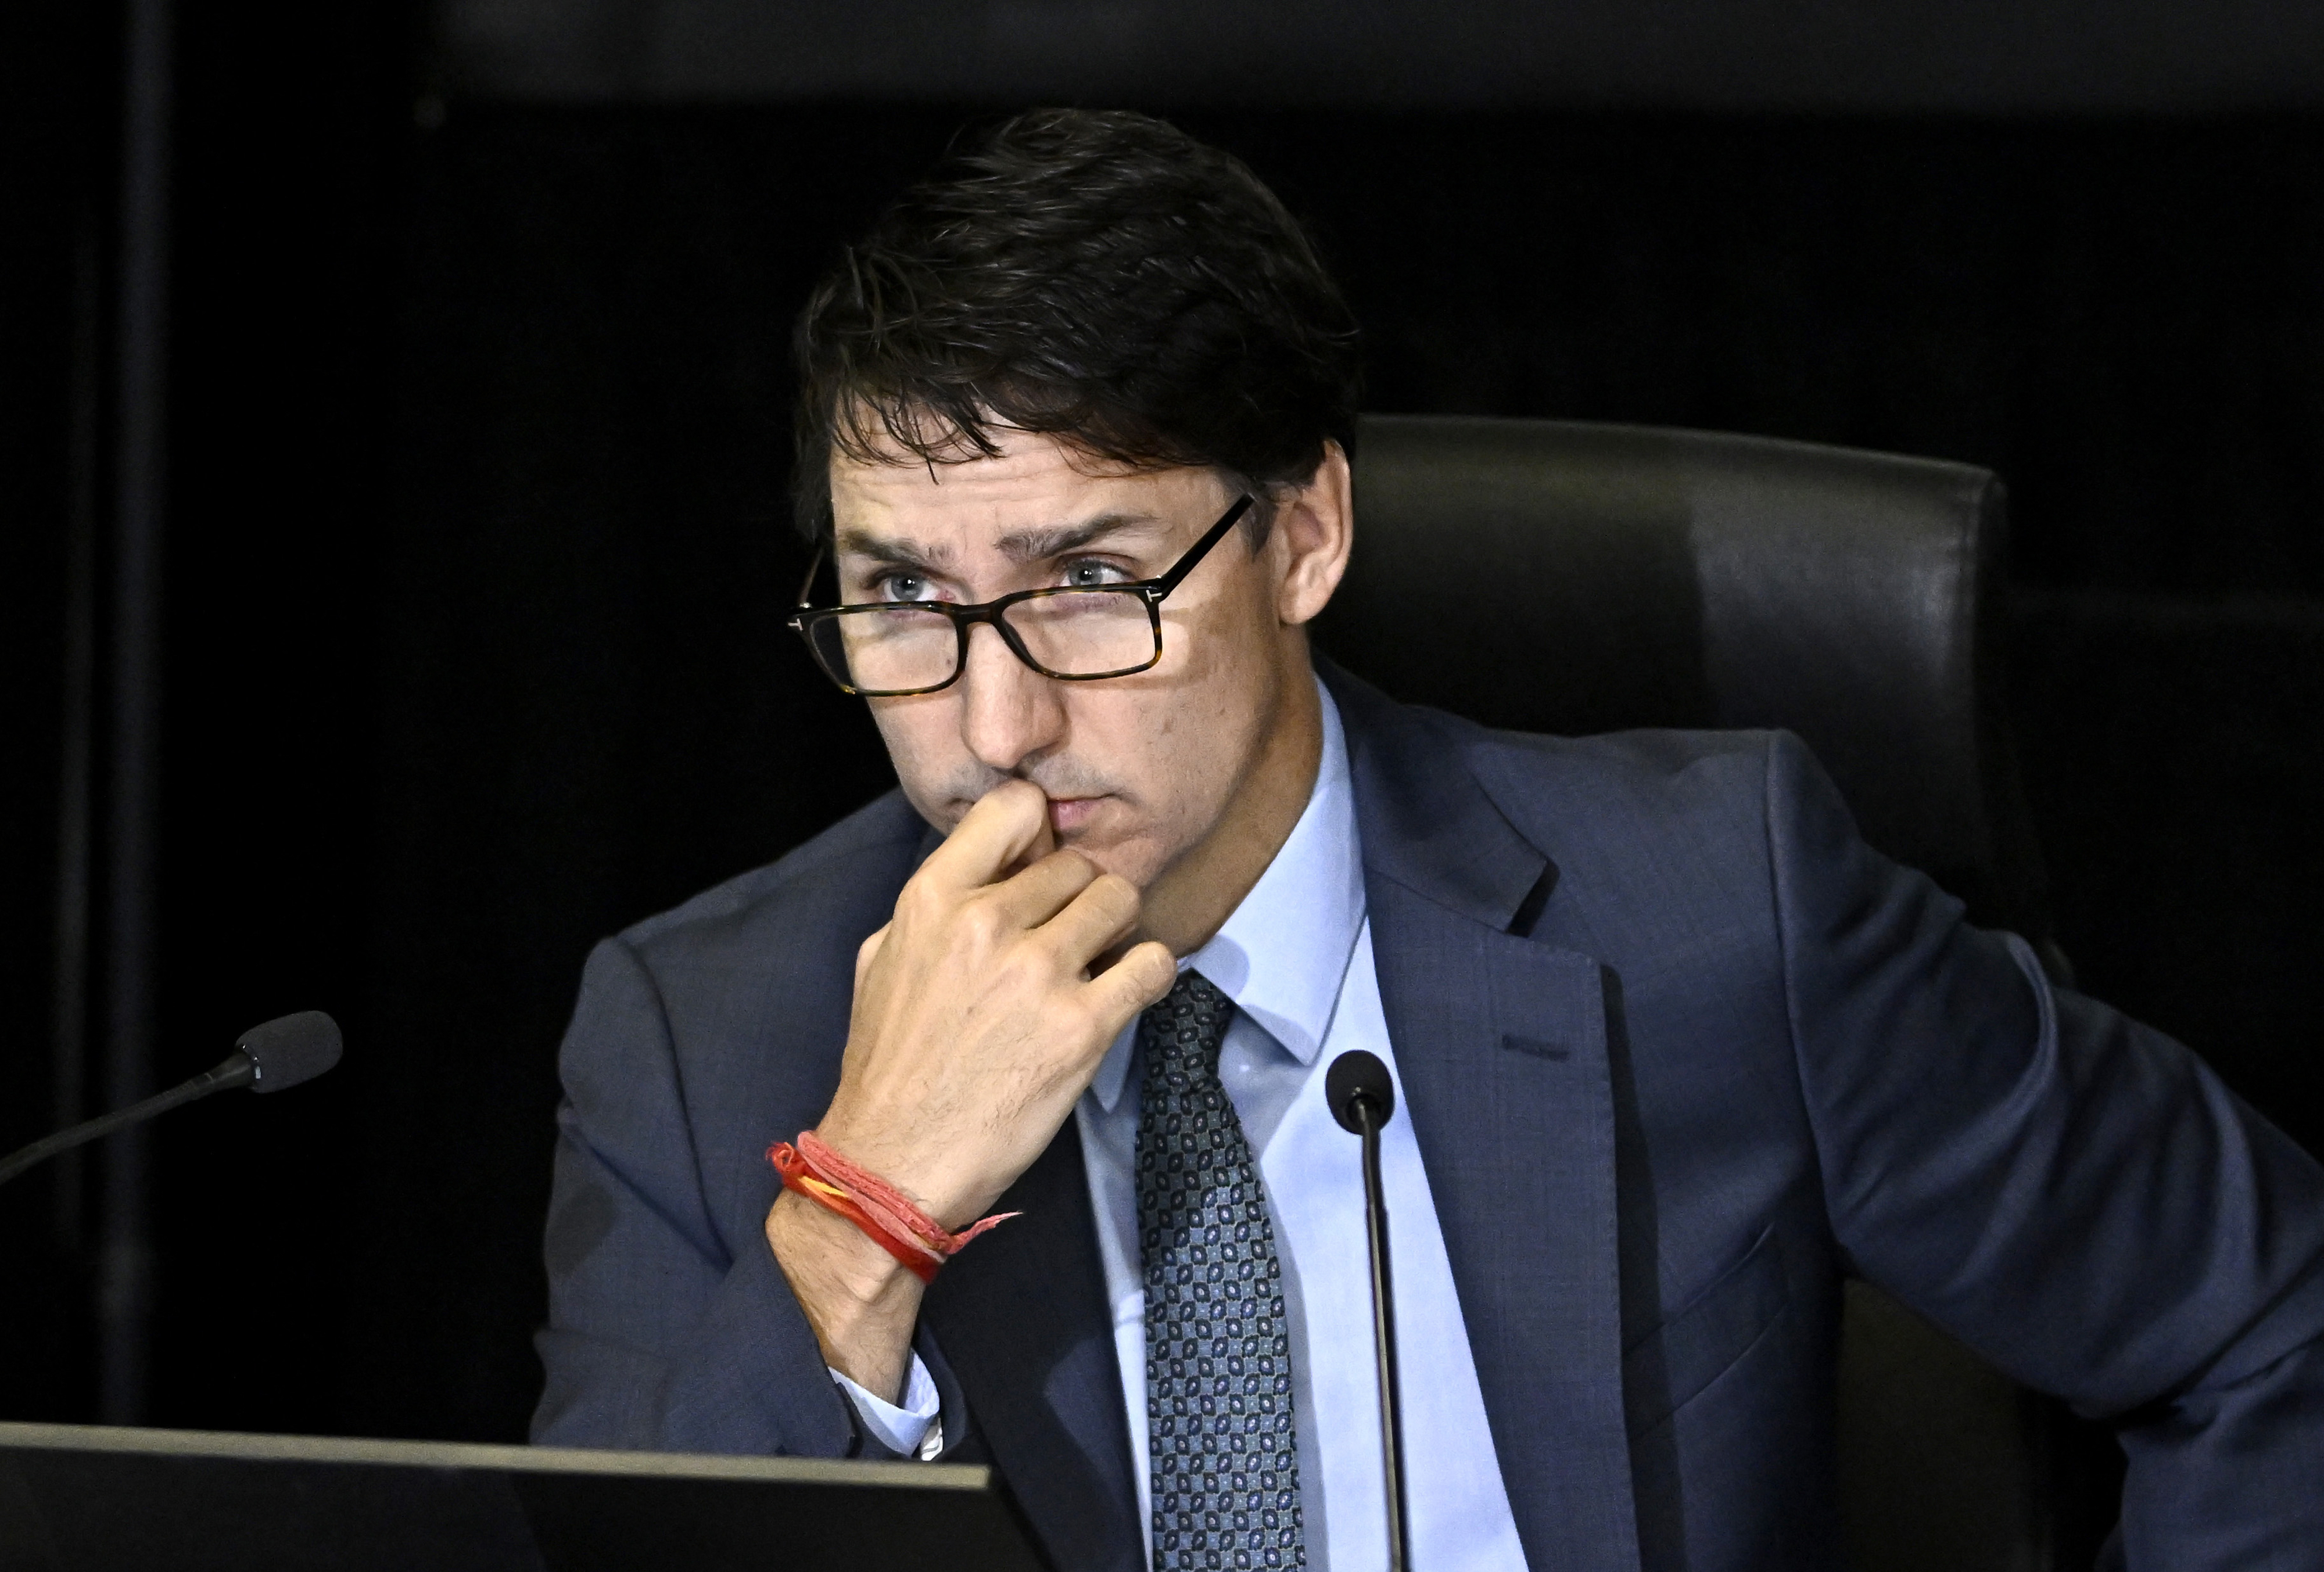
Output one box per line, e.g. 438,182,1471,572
1136,970,1306,1570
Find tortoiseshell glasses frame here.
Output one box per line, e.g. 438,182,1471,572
788,494,1255,698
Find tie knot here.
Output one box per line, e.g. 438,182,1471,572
1139,968,1234,1073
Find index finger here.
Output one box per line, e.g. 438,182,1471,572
918,780,1056,892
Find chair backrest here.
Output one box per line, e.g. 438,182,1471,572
1322,414,2109,1571
1321,414,2056,950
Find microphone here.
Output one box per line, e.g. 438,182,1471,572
0,1011,342,1189
1327,1049,1411,1572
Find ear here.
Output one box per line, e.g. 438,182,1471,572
1269,442,1354,627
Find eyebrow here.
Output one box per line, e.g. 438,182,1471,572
992,511,1164,564
835,511,1166,576
833,529,952,574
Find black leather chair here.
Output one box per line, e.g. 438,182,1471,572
1321,414,2119,1572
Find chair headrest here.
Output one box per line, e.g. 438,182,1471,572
1320,414,2053,942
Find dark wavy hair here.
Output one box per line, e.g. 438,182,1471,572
791,109,1362,545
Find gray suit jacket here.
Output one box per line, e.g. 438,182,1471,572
533,665,2324,1570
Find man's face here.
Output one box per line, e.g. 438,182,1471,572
828,429,1340,900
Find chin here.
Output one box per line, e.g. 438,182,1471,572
1060,821,1171,891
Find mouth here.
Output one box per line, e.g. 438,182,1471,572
1045,795,1107,836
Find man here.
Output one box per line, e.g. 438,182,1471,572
531,109,2324,1570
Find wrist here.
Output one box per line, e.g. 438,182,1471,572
807,1117,953,1228
799,1117,996,1234
767,1187,920,1308
766,1190,923,1398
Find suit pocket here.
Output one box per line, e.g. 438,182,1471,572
1623,1225,1788,1437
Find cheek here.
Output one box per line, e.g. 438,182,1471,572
1100,684,1253,827
868,697,965,807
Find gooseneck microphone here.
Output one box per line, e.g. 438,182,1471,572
1327,1048,1411,1572
0,1011,342,1189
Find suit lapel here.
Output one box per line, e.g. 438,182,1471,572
1370,884,1642,1572
1330,663,1643,1572
923,1121,1143,1572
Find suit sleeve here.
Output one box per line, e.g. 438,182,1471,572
1764,731,2324,1569
528,934,863,1456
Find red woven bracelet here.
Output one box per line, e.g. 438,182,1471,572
769,1132,1018,1284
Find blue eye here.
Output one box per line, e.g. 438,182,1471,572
1061,559,1128,588
878,573,935,602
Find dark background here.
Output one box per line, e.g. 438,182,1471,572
3,1,2320,1448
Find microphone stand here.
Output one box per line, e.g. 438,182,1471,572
0,1054,253,1189
1351,1089,1412,1572
0,1013,341,1191
1324,1042,1415,1572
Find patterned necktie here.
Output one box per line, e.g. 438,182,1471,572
1135,970,1306,1570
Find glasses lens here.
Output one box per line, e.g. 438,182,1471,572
1003,590,1158,677
813,605,957,693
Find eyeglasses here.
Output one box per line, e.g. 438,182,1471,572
788,495,1254,697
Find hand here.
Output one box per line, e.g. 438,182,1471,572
766,779,1176,1398
824,777,1177,1223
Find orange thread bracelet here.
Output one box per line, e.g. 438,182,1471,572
769,1132,1018,1284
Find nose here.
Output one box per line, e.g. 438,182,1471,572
955,620,1067,775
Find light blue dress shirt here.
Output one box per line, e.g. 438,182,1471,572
840,683,1527,1570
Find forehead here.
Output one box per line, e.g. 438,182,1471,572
828,430,1225,554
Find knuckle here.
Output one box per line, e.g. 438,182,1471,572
956,894,1006,945
1055,987,1107,1033
995,942,1047,990
896,878,944,924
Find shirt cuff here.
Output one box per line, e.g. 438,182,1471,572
830,1354,941,1458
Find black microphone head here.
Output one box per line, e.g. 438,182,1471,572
1326,1049,1396,1135
236,1011,342,1093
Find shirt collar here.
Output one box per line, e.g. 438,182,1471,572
1090,677,1365,1111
